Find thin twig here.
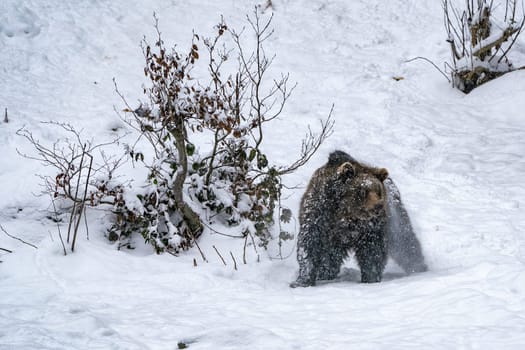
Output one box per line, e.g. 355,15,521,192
230,251,238,270
83,206,89,240
71,152,93,252
202,221,245,238
247,231,259,256
0,247,13,253
50,196,67,256
189,231,208,262
497,17,525,64
278,107,334,176
405,56,452,82
67,145,86,243
213,245,227,265
0,224,38,249
243,234,248,264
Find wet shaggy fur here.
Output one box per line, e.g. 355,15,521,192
384,177,427,274
291,150,426,287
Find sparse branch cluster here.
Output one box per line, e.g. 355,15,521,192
17,122,124,206
443,0,525,92
17,121,128,252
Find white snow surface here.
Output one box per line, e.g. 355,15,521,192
2,0,525,349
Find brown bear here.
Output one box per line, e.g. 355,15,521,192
290,150,426,287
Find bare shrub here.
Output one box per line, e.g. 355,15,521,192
17,122,127,252
443,0,525,92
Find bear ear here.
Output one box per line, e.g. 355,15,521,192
374,168,389,182
337,162,355,181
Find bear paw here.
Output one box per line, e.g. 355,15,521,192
289,278,315,288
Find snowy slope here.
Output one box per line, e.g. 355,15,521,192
1,0,525,349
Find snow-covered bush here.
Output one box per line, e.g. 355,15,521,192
443,0,525,93
112,11,333,254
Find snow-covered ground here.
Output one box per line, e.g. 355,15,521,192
1,0,525,349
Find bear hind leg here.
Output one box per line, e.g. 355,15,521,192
355,232,387,283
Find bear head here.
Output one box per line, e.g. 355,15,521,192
335,161,388,220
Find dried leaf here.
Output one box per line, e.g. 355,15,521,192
280,208,292,223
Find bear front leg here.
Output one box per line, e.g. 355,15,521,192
355,230,387,283
290,224,322,288
290,247,317,288
317,248,345,281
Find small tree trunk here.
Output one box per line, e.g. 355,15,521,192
171,118,188,206
171,118,203,239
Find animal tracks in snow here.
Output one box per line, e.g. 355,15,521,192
0,7,43,39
